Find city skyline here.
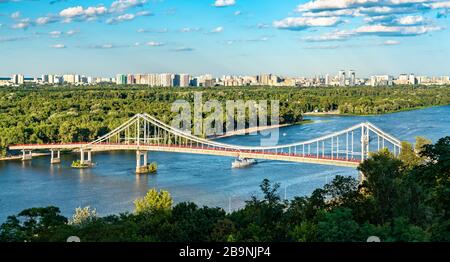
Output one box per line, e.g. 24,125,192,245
3,70,449,87
1,0,450,76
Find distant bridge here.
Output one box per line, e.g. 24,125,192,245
10,114,402,173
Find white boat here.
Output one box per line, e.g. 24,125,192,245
232,157,257,168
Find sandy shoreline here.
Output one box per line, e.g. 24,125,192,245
303,110,340,116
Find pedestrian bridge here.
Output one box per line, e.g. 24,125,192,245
10,113,402,172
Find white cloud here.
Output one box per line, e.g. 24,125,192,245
213,0,236,7
301,9,359,17
66,30,78,36
36,17,51,25
107,13,136,24
10,11,20,19
273,17,342,30
427,1,450,9
383,39,400,45
136,10,152,16
395,15,425,25
49,31,62,38
59,6,85,18
12,21,29,29
234,10,242,16
211,26,224,33
59,6,107,18
355,24,441,35
297,0,431,12
110,0,147,13
303,30,355,41
51,44,66,49
180,27,201,32
146,41,164,46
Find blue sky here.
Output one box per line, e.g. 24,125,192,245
1,0,450,77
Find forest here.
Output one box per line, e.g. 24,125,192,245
0,85,449,156
0,136,448,242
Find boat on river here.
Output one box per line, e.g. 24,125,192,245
232,157,257,168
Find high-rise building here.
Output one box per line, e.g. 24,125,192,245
409,74,416,85
41,75,49,83
349,70,356,86
127,74,135,85
11,74,24,85
63,74,76,84
172,74,181,87
116,74,127,85
325,74,331,86
160,73,172,87
180,74,190,87
338,70,346,86
259,74,272,85
370,75,393,86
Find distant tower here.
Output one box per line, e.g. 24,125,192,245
338,70,346,86
409,74,416,85
349,70,356,86
325,74,330,86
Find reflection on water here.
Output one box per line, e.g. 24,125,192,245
0,105,449,221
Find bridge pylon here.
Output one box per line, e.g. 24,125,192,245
136,150,149,174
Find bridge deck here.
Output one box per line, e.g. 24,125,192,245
10,143,360,168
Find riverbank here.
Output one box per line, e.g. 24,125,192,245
0,152,50,161
303,104,450,117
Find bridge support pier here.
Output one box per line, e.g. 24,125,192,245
136,150,149,174
21,150,32,161
79,149,93,167
50,150,61,164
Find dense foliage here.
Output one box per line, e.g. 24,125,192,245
1,137,448,242
1,85,449,156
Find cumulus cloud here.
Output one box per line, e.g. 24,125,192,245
303,30,355,41
395,15,426,25
213,0,236,7
49,31,62,38
277,0,449,43
146,41,164,46
107,13,135,24
59,5,107,18
273,17,342,30
66,29,78,36
355,24,441,36
51,44,66,49
211,26,224,33
12,20,29,29
180,27,202,32
10,11,20,19
383,39,400,45
109,0,147,13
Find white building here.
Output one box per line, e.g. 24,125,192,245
180,74,190,87
349,70,356,86
160,73,172,87
338,70,346,86
12,74,25,85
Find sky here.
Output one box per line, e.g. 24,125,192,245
1,0,450,77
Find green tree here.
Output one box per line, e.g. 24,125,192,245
134,189,173,214
358,149,404,224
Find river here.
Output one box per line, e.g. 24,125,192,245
0,105,449,222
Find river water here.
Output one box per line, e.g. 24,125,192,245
0,106,449,221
